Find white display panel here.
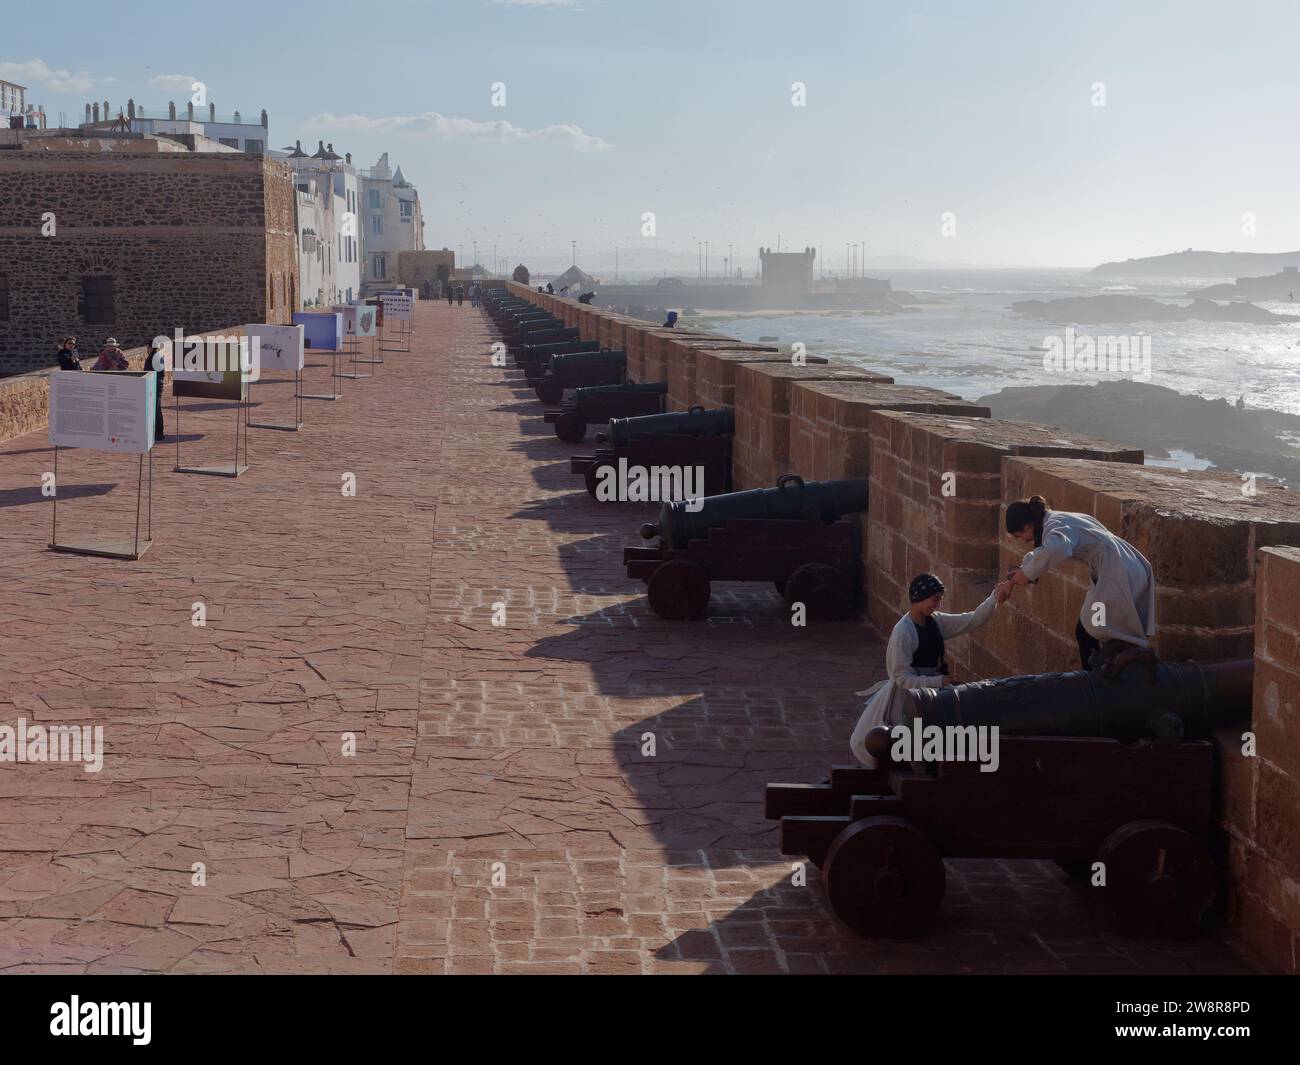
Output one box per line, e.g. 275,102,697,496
49,371,155,454
244,323,305,372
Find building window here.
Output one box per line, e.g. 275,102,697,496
219,137,240,149
80,276,114,324
371,215,383,235
368,189,381,209
269,275,275,310
0,273,8,321
244,139,263,155
374,256,386,278
400,201,413,220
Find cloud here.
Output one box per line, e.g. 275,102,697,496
306,111,612,151
0,58,96,94
148,73,201,92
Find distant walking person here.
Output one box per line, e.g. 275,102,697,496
469,283,480,307
446,285,454,307
93,337,129,371
56,336,83,371
456,285,464,306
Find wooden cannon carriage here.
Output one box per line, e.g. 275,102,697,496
624,475,866,621
765,658,1254,938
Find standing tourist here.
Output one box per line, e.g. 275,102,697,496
93,337,129,371
56,336,83,371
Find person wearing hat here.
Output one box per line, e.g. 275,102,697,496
56,336,83,371
93,337,128,371
849,572,1011,766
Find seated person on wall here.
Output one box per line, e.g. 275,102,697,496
850,573,1009,767
1004,494,1156,673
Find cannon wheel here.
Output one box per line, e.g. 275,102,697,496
784,562,853,622
585,458,616,500
822,816,945,937
536,378,562,405
554,411,588,444
1093,820,1215,939
646,559,711,620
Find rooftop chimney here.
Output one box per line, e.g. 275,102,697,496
92,102,100,122
169,100,177,120
84,103,91,123
127,98,135,119
209,102,215,122
187,101,194,120
260,108,268,128
233,110,241,123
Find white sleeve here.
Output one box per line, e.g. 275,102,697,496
936,590,999,639
886,620,940,691
1020,523,1076,582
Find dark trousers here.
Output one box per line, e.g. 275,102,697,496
1075,620,1101,670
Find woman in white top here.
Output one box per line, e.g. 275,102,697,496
849,573,1007,766
1004,495,1156,668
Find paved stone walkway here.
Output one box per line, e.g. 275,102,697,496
0,303,1254,973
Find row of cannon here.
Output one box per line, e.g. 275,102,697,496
483,286,1254,945
487,289,868,622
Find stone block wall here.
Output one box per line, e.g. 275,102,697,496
0,152,298,373
733,363,894,490
1215,545,1300,972
864,411,1144,679
694,348,799,409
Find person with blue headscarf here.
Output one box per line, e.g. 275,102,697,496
663,311,678,328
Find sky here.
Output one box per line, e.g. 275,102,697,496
6,0,1300,274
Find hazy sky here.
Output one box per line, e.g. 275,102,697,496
7,0,1300,272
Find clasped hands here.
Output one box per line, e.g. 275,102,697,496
995,566,1028,603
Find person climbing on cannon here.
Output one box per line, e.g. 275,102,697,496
849,572,1010,767
1003,495,1156,675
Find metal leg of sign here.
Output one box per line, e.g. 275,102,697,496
175,398,250,477
336,335,370,380
299,349,343,401
354,332,381,367
248,370,304,431
49,445,154,560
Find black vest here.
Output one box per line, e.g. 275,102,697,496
911,616,948,674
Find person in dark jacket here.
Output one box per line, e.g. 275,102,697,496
57,336,83,370
662,311,678,328
143,339,166,443
456,285,464,306
446,285,454,306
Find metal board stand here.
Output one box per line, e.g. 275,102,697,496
175,394,250,477
335,335,371,380
380,317,410,353
353,332,382,366
49,445,153,560
298,346,343,401
247,369,304,431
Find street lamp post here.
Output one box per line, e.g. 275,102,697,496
571,240,576,267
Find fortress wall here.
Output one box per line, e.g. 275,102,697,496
497,282,1300,968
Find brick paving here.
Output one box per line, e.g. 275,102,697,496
0,302,1254,973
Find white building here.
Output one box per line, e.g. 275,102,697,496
278,140,362,305
359,152,425,293
79,98,269,154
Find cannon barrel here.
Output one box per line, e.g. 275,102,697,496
903,658,1254,742
603,405,733,448
513,328,579,349
640,474,869,550
573,381,668,401
545,349,627,378
518,339,600,364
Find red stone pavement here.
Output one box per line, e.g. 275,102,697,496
0,302,1255,974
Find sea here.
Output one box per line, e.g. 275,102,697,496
695,269,1300,419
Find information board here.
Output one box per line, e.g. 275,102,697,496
244,323,305,372
293,311,344,351
49,370,155,454
379,293,412,321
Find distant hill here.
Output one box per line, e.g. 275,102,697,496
1093,249,1300,277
